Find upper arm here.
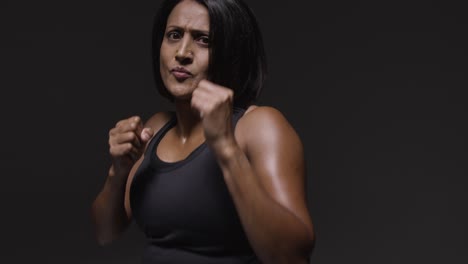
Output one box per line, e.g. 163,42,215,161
237,106,314,237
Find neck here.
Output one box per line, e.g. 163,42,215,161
173,100,203,142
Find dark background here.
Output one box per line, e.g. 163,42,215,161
1,0,467,263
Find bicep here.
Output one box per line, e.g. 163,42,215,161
241,107,313,233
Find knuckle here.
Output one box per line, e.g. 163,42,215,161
192,88,200,97
124,143,133,152
109,147,118,157
131,116,140,123
127,132,136,141
116,119,125,128
109,127,116,136
224,91,233,100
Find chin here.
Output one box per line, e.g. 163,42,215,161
166,84,194,99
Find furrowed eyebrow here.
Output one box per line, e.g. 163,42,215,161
166,25,209,35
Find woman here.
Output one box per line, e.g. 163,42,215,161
91,0,315,263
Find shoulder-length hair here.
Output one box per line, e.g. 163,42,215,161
152,0,267,108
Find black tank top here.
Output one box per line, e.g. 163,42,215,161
130,107,259,263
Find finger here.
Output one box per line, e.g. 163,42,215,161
129,117,145,148
115,115,138,129
111,116,142,135
140,127,154,142
131,116,144,136
110,131,141,149
128,145,143,161
110,143,134,157
197,79,232,95
197,79,215,90
110,143,142,160
196,81,233,104
191,86,212,114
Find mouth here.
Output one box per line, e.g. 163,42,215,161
171,66,192,80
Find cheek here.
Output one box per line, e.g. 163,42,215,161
199,51,210,74
159,57,166,80
159,45,168,68
159,47,171,85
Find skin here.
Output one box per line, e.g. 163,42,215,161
91,1,315,263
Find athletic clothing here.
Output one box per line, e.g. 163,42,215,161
130,107,259,263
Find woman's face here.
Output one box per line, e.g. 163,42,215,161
160,0,210,101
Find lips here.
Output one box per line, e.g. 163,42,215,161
171,66,192,80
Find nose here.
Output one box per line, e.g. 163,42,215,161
175,37,193,64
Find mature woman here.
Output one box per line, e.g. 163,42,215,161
91,0,315,263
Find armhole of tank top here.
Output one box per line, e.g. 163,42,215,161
129,112,177,203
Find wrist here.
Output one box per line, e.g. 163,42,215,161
107,165,129,184
210,137,241,163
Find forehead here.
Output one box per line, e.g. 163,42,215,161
166,0,210,31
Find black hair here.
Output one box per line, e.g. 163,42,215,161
151,0,267,108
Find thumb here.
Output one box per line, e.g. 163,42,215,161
140,127,154,143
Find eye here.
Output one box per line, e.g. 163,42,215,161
166,30,182,40
196,35,210,46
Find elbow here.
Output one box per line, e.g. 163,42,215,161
301,223,316,258
295,239,315,264
259,239,315,264
262,253,310,264
301,230,315,263
280,233,316,264
305,230,316,255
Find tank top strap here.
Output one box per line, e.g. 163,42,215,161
145,111,177,153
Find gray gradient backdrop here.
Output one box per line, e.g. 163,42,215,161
1,0,467,263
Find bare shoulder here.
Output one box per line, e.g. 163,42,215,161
236,105,303,150
242,105,288,123
238,105,297,135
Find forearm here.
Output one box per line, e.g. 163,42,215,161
214,145,314,264
91,166,130,245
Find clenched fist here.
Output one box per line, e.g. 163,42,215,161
108,116,153,176
191,79,235,151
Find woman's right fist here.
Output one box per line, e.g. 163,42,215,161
108,116,153,174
